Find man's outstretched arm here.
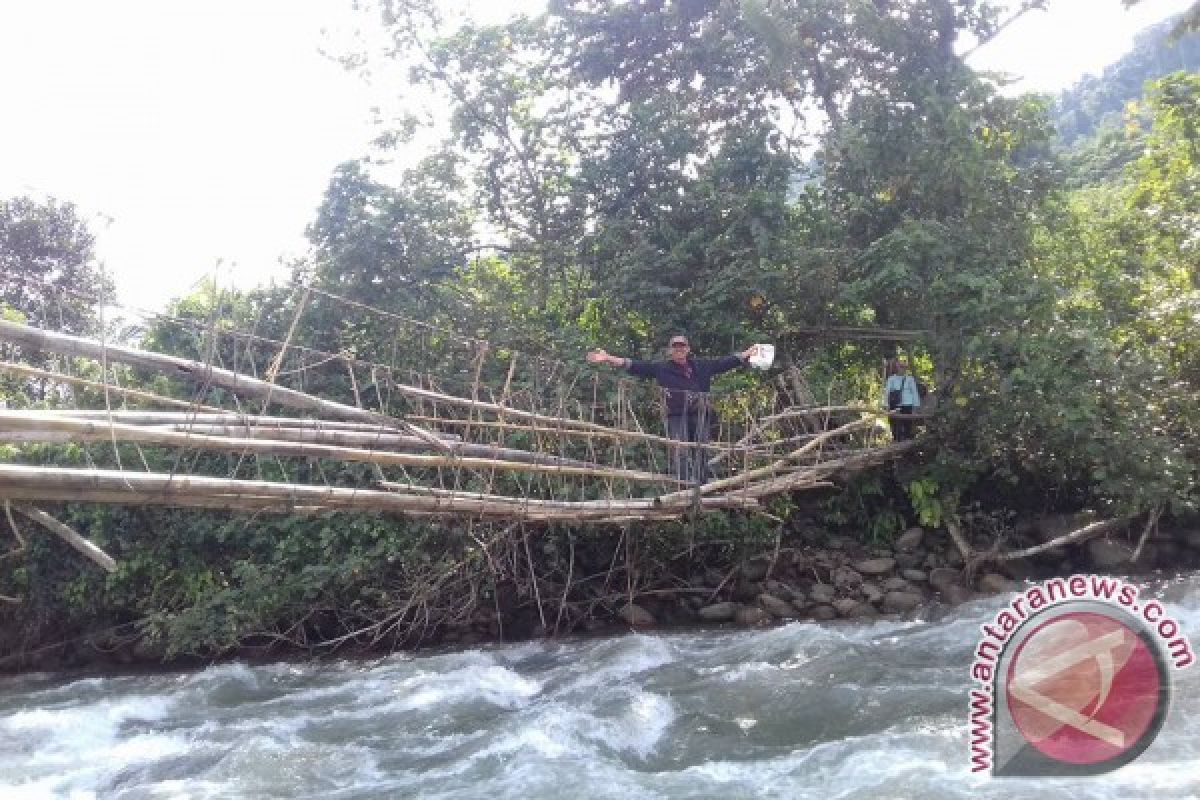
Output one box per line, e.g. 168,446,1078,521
587,349,661,378
703,345,760,375
586,349,630,368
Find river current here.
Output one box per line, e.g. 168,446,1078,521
2,573,1198,799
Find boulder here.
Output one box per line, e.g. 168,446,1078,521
735,606,771,626
809,583,837,604
1153,540,1181,564
698,602,739,622
833,598,866,618
732,580,764,602
833,566,864,588
854,557,896,576
929,567,961,594
901,569,928,583
758,593,798,619
764,580,796,602
1002,559,1037,581
883,576,912,592
740,559,770,582
811,605,838,621
895,527,925,551
882,591,924,613
1087,538,1133,570
942,585,974,606
894,551,923,570
861,583,885,605
978,573,1016,594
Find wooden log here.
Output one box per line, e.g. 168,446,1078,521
994,517,1125,562
0,411,681,485
11,505,117,572
0,361,225,412
0,318,449,451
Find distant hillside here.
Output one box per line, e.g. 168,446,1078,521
1054,16,1200,147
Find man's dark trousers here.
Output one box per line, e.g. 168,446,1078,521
667,407,711,485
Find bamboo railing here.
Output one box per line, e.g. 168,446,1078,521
0,311,917,572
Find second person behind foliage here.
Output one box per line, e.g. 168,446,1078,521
883,357,921,441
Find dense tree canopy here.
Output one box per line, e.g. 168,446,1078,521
0,196,113,334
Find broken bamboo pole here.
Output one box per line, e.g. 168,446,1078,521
11,505,117,572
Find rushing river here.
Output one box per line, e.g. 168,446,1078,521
2,574,1198,800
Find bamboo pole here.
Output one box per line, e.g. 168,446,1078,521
722,441,914,499
0,466,751,520
11,505,117,572
373,375,713,447
655,417,878,506
145,424,612,469
0,361,225,412
36,410,414,432
373,481,754,512
0,411,681,485
404,414,733,451
0,318,449,450
760,405,931,426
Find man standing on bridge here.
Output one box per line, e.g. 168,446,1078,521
587,335,759,484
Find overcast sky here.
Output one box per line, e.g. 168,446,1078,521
0,0,1193,312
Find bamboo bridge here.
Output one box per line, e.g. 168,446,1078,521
0,287,916,573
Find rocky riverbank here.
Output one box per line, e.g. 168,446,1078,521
7,512,1200,674
569,513,1200,634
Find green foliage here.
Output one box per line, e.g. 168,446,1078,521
907,478,950,530
0,195,114,335
821,472,906,544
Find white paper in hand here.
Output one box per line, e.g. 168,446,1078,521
748,344,775,370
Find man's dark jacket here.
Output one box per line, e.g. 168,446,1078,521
626,355,744,416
